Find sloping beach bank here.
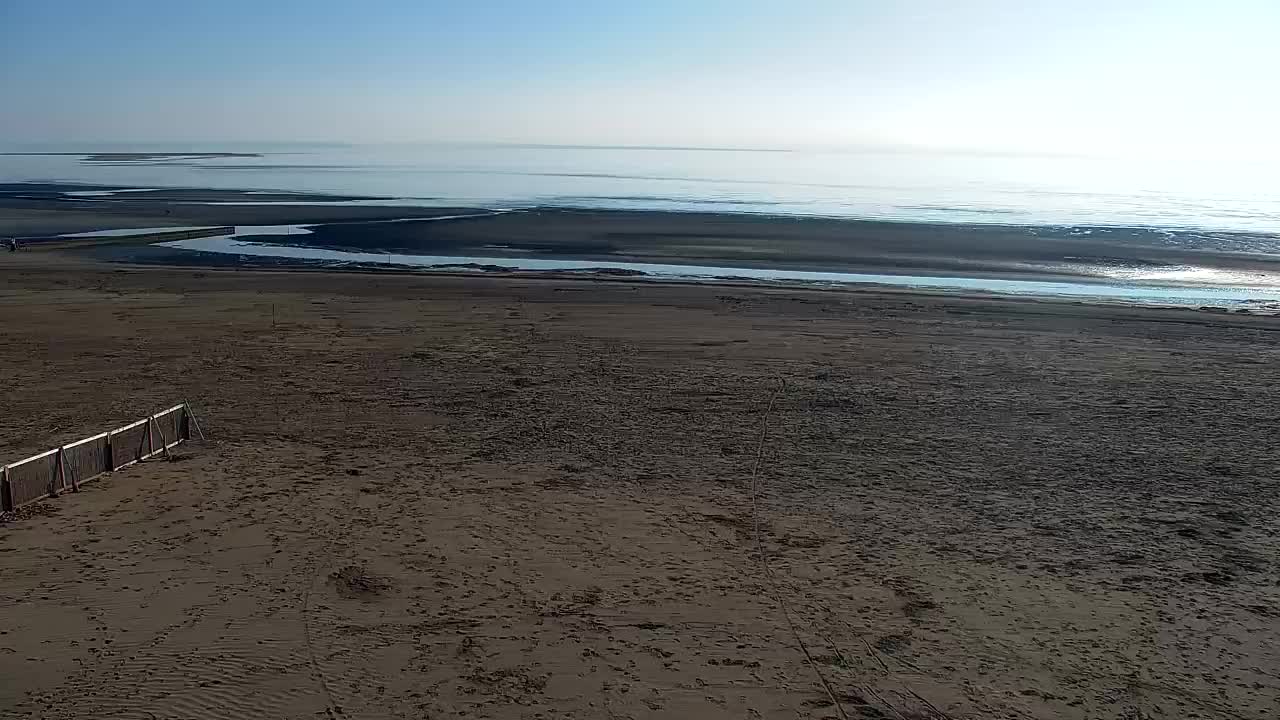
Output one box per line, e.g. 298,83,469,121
0,256,1276,718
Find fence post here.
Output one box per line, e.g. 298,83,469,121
184,401,207,441
153,414,172,460
50,448,63,497
105,431,115,471
62,446,77,492
1,465,11,512
147,415,155,459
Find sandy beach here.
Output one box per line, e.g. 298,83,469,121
1,252,1276,719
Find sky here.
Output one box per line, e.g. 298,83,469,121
2,0,1279,158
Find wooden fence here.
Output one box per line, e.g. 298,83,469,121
1,403,200,512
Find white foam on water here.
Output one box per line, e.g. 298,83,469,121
359,211,513,223
59,225,221,238
1065,262,1280,288
180,198,452,207
63,188,160,197
232,224,315,236
204,214,507,239
52,210,498,241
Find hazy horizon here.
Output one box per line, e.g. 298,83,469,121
0,138,1147,160
4,1,1280,162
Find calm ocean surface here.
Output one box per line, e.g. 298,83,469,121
4,143,1279,234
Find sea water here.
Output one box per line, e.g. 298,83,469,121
4,142,1279,235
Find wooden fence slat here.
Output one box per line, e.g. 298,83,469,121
49,448,62,498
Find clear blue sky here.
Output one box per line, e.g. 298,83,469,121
3,0,1278,157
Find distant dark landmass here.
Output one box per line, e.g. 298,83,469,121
0,152,261,163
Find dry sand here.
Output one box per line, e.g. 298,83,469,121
0,256,1277,719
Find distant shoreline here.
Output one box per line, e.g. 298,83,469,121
0,151,262,163
5,179,1280,240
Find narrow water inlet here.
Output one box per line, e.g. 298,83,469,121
162,235,1280,310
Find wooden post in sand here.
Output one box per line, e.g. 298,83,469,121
1,465,11,512
62,446,78,492
183,401,207,441
151,414,173,460
51,447,64,496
